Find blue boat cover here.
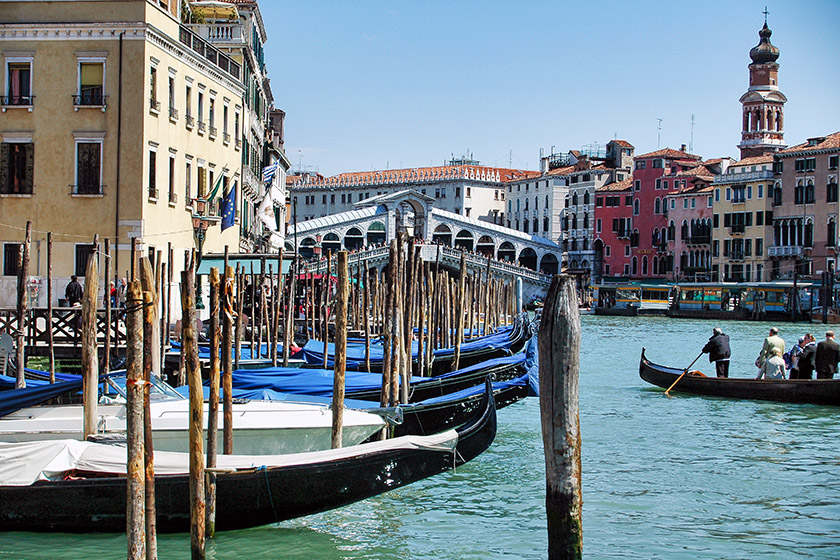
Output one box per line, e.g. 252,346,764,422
297,326,514,368
0,377,84,417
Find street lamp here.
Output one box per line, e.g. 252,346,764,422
192,198,210,310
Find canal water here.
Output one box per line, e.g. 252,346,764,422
2,315,838,558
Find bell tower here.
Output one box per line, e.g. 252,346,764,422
738,14,787,159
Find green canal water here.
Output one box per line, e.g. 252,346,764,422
2,315,839,558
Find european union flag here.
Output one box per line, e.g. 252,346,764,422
221,181,236,231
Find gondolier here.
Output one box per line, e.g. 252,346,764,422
701,327,731,378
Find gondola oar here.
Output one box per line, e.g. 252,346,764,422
665,352,703,397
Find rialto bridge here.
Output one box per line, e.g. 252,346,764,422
286,190,561,275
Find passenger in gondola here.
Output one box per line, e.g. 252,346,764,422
797,333,817,380
756,327,784,369
787,336,807,379
815,331,840,379
702,327,731,378
756,347,786,380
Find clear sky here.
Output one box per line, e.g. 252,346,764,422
260,1,840,176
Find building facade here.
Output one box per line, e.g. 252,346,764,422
0,0,244,307
770,131,840,279
593,178,633,278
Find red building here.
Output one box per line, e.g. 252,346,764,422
593,178,633,278
629,147,702,277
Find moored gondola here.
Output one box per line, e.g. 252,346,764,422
0,377,497,533
639,348,840,406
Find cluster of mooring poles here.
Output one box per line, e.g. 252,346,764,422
11,221,580,559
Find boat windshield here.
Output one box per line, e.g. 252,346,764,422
101,372,185,402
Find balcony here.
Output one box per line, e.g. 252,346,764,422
235,137,241,150
223,132,231,145
729,224,746,234
768,245,803,258
1,95,34,111
728,252,746,262
149,97,160,114
148,187,159,200
169,191,178,205
689,235,711,245
183,23,245,46
197,120,206,134
731,197,746,205
185,114,194,129
209,126,218,139
73,93,107,111
178,25,242,81
714,169,774,184
70,183,103,196
169,106,178,122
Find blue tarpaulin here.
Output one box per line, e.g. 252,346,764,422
0,377,84,417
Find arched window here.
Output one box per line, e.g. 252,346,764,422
805,180,815,204
668,220,675,242
805,219,814,247
828,178,838,203
631,256,638,276
681,219,689,240
654,197,661,214
583,213,589,229
583,191,590,205
545,195,549,209
829,218,837,248
642,256,648,275
535,196,539,210
516,199,520,211
525,198,529,210
773,183,782,206
633,199,640,215
572,192,579,206
652,256,659,275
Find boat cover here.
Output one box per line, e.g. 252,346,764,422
297,326,514,367
0,429,459,486
227,351,526,397
0,378,84,417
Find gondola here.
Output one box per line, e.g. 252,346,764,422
639,348,840,406
0,377,497,533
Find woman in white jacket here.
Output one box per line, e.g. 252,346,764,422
756,347,786,380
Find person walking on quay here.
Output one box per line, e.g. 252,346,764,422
65,275,83,306
756,327,784,370
798,333,817,380
756,347,786,380
702,327,731,378
815,331,840,380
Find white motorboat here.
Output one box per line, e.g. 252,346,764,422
0,374,386,455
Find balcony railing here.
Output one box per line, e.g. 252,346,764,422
1,184,34,195
235,137,241,150
1,95,34,109
729,224,746,234
148,187,159,200
169,106,178,121
714,169,774,184
178,25,242,81
209,126,218,138
185,114,194,129
223,132,231,144
731,197,746,204
689,235,711,245
768,245,803,257
183,23,245,44
73,93,107,108
70,183,102,195
727,252,746,262
149,98,161,113
197,120,206,134
169,191,178,204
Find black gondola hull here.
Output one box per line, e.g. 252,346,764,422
639,348,840,406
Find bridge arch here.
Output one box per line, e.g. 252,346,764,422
344,227,364,250
519,247,538,270
300,237,316,259
323,233,341,254
454,229,474,251
498,241,516,262
366,221,386,246
540,253,559,275
433,224,452,246
476,235,495,257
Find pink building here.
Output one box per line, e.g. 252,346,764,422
593,178,633,278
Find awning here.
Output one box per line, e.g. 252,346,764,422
189,1,239,20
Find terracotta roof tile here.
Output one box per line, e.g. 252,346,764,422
635,147,702,160
611,140,634,148
779,131,840,154
290,164,538,187
734,155,774,166
596,178,633,192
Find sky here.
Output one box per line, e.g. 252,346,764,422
260,1,840,177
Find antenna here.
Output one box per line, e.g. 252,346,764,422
657,118,663,149
763,6,769,24
509,149,512,167
690,114,695,154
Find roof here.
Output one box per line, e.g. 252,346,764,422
287,205,387,236
734,154,774,166
778,131,840,155
430,208,559,249
668,184,714,196
289,164,539,188
635,147,702,160
611,140,634,148
595,178,633,192
546,165,576,176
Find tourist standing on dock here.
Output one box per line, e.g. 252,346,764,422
65,275,82,306
757,327,784,368
756,347,786,380
702,327,731,378
815,331,840,379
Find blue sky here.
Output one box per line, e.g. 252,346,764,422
260,1,840,176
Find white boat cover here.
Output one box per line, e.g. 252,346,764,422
0,429,459,486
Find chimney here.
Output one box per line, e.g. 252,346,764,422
680,144,687,152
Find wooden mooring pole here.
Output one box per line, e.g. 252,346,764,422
181,266,205,560
538,275,582,560
206,268,221,537
223,262,234,455
139,258,158,560
331,251,349,449
47,232,55,384
125,280,146,560
81,235,99,439
14,221,31,389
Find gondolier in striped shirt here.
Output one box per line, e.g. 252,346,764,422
702,327,731,378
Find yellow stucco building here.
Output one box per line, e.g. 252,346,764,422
0,0,243,307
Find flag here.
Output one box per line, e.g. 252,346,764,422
205,172,225,204
221,180,236,231
256,190,276,230
262,162,278,183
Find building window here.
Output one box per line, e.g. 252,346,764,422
828,180,838,203
633,199,640,215
652,159,663,169
75,244,96,277
185,160,192,204
714,188,720,202
78,61,104,105
0,142,34,194
828,219,837,247
168,152,176,203
149,65,159,112
635,160,646,170
3,243,21,276
455,187,461,198
4,59,32,105
830,155,839,170
75,141,102,194
148,149,157,198
756,238,763,256
758,184,763,198
707,195,713,208
634,180,640,191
